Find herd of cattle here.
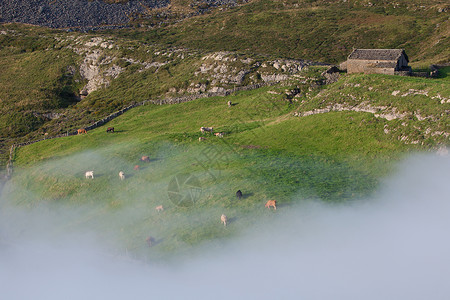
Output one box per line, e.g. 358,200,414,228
84,154,150,181
85,167,277,227
83,158,277,246
77,109,278,248
199,127,225,141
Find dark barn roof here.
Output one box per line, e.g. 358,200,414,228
348,49,408,62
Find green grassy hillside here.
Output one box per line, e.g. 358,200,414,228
5,80,444,259
0,0,449,259
1,0,449,169
122,0,450,65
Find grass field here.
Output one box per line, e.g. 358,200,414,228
2,84,417,260
119,0,450,65
1,0,449,166
0,0,448,259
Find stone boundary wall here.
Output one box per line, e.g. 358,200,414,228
14,82,271,148
5,145,15,180
3,83,273,180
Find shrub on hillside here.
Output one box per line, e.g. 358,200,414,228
0,112,46,139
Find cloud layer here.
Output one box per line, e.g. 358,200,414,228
1,153,449,300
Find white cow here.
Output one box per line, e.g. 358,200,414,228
200,127,213,133
119,171,125,180
221,214,227,226
85,171,94,179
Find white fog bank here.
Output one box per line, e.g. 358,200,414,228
1,153,449,300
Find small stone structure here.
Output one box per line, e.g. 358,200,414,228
321,66,341,84
344,49,411,75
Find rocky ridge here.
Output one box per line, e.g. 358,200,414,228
51,33,325,98
0,0,242,30
294,83,450,146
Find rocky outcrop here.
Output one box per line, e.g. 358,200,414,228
0,0,245,30
295,102,413,121
192,52,324,93
0,0,170,30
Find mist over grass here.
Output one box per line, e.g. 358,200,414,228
1,140,384,257
1,151,449,299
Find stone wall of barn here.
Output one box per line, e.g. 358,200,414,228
347,59,396,75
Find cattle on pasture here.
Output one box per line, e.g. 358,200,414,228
236,190,242,200
77,128,87,135
227,101,232,107
140,156,150,162
85,171,94,179
134,165,140,171
265,200,277,210
200,127,214,133
199,137,207,141
155,205,164,212
106,127,114,133
221,214,228,226
146,236,154,247
214,132,224,138
119,171,125,180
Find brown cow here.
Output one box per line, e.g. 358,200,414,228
77,128,87,135
155,205,164,212
106,127,114,133
134,165,140,171
140,156,150,162
265,200,277,210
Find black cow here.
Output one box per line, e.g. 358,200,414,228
236,190,242,200
146,236,154,247
106,127,114,133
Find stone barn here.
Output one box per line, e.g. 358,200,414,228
344,49,411,75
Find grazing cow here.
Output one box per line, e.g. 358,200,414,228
155,205,164,212
265,200,277,210
200,127,214,133
119,171,125,180
146,236,154,247
214,132,224,138
221,214,228,226
140,156,150,162
134,165,140,171
85,171,94,179
198,137,207,141
106,127,114,133
77,128,87,135
236,190,242,200
227,100,232,107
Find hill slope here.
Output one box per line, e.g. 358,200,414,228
1,0,449,170
2,75,448,258
117,0,450,64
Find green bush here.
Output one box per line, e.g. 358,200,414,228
0,112,46,138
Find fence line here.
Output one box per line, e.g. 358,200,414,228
3,83,274,180
13,83,272,148
5,145,15,180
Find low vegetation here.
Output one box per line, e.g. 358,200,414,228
120,0,450,65
1,0,448,169
5,81,443,258
0,0,448,259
